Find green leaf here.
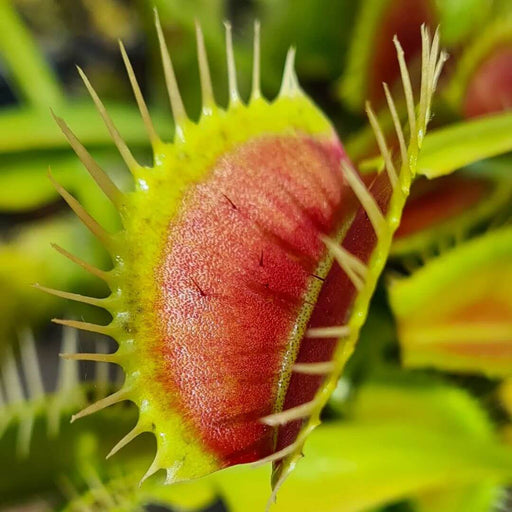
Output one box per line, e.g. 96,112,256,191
388,226,512,376
391,167,512,258
413,483,503,512
0,0,64,109
0,101,171,153
53,379,512,512
418,111,512,178
213,384,512,512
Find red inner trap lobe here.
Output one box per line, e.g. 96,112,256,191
153,133,390,467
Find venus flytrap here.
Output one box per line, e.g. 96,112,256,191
391,168,512,260
389,226,512,377
40,12,445,500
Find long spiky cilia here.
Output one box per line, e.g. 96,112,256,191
39,11,445,499
0,327,85,457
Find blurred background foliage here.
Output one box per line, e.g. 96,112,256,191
1,0,512,511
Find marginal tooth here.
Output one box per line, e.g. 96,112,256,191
51,243,111,282
195,20,215,112
322,235,368,289
418,24,430,138
306,325,350,338
48,169,112,247
251,439,302,467
119,40,160,145
154,8,188,130
49,329,82,437
340,161,387,240
52,318,111,337
260,400,315,426
51,111,123,206
71,387,130,423
433,51,448,92
33,283,105,308
340,258,364,290
57,327,80,392
224,21,240,105
76,67,140,172
60,352,117,363
382,83,408,170
251,20,261,100
107,422,146,459
279,47,297,97
292,361,335,375
365,102,398,189
19,328,44,400
139,453,162,486
393,35,416,143
427,26,440,105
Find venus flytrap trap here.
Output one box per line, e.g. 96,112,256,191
445,16,512,119
39,10,445,502
0,327,85,459
340,0,437,112
391,168,512,260
0,327,151,504
389,225,512,377
338,0,490,115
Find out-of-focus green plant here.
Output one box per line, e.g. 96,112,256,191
2,1,512,511
35,376,512,511
389,225,512,376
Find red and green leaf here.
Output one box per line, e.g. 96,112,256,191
41,14,444,495
389,226,512,376
392,168,512,257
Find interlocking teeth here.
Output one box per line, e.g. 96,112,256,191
42,9,447,493
48,169,113,248
292,362,335,375
60,352,117,363
306,325,351,338
340,161,387,239
0,328,85,452
365,102,398,188
251,20,261,101
279,47,300,97
270,26,446,495
322,236,368,291
34,283,106,308
107,420,146,459
71,387,131,423
51,111,124,206
77,66,139,172
224,21,240,106
195,20,215,113
260,400,316,426
154,8,187,134
119,40,160,146
51,243,111,283
382,82,408,173
52,318,111,337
